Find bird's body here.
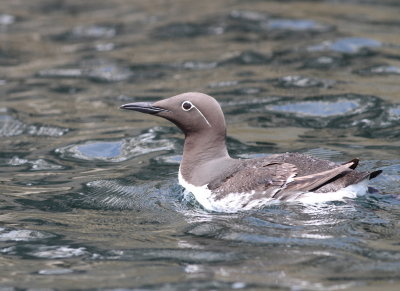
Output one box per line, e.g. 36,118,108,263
179,152,374,212
121,92,382,212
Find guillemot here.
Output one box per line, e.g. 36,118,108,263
121,92,382,212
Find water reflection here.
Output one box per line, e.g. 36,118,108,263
55,127,176,162
0,113,69,137
357,64,400,75
308,37,382,54
269,100,358,117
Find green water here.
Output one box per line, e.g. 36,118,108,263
1,0,400,290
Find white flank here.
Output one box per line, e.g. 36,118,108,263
290,179,370,204
178,170,370,213
179,170,264,213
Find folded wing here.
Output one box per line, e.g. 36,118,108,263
208,160,361,201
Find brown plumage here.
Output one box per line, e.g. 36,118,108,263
121,92,382,211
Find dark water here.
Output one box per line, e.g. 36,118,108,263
1,0,400,290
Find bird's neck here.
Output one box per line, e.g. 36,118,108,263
179,130,231,184
182,130,230,164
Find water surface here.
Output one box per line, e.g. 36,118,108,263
1,0,400,290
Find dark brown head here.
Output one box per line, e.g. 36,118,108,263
120,92,226,137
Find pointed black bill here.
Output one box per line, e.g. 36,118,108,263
120,102,168,115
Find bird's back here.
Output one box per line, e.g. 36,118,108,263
205,152,381,203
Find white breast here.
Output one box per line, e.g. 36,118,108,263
178,170,215,211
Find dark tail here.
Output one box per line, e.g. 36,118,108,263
343,158,359,170
369,170,382,180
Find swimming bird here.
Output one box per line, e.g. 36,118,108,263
121,92,382,212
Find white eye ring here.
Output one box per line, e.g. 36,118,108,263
180,100,212,127
181,101,193,111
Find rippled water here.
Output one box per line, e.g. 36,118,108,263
1,0,400,290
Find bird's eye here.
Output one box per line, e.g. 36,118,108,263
181,101,193,111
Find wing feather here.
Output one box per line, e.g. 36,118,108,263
208,162,297,200
285,161,355,192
